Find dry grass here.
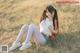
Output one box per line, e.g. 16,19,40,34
0,0,80,53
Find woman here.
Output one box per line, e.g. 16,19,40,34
10,5,59,51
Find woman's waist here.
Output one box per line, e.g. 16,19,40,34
40,30,52,37
41,32,49,40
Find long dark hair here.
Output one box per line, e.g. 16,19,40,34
40,5,59,30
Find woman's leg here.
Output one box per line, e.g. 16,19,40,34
24,24,46,44
10,24,29,50
15,24,29,43
20,24,46,50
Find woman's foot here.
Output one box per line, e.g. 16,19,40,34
19,42,31,50
9,42,21,51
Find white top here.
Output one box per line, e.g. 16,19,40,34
39,18,54,37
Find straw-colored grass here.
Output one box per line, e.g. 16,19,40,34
0,0,80,53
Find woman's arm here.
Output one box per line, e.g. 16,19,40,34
48,26,57,34
54,19,60,33
48,26,57,40
54,16,59,30
55,18,63,34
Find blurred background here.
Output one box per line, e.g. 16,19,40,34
0,0,80,53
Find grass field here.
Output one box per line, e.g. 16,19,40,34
0,0,80,53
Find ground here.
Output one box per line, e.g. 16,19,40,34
0,0,80,53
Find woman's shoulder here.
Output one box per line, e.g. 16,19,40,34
40,19,45,25
46,18,53,23
46,18,49,21
40,18,50,24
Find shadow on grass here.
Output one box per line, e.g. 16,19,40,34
10,32,80,53
46,32,80,49
46,33,65,48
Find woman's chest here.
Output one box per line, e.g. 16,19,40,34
40,19,53,29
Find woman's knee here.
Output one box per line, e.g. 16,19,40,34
29,24,37,29
21,24,28,30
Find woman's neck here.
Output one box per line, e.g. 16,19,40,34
48,17,53,21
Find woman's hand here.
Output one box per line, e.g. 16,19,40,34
53,30,58,34
49,35,55,40
48,26,57,40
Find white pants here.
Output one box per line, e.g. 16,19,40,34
15,24,47,45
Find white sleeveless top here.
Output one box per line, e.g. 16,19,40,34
39,18,54,37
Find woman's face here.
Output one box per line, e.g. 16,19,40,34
46,9,54,20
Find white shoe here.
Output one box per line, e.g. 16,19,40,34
9,42,21,51
19,42,31,50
